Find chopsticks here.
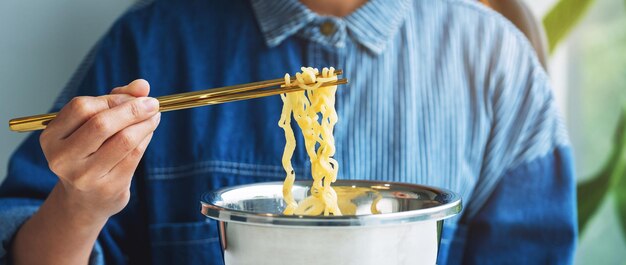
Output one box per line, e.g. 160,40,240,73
9,70,347,132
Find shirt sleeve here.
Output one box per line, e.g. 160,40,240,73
461,146,576,264
0,132,106,265
444,4,577,264
0,7,143,264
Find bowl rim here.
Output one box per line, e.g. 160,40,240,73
200,180,462,227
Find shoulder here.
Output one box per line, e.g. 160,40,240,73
108,0,256,37
413,0,543,69
119,0,253,19
92,0,260,65
413,0,549,97
414,0,532,40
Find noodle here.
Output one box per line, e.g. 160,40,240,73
279,67,341,216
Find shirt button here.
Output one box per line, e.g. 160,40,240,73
319,21,336,36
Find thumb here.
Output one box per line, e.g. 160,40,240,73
110,79,150,97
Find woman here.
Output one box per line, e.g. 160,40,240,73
0,0,575,264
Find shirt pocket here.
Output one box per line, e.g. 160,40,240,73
149,220,224,265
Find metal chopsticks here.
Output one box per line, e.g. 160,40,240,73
9,70,347,132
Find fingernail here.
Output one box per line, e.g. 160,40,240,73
142,97,159,111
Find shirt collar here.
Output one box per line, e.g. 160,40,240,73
251,0,412,55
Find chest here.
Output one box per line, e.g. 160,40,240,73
141,44,485,220
117,30,491,265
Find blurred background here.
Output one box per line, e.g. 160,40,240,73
0,0,624,263
0,0,135,177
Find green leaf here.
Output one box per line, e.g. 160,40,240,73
612,108,626,239
543,0,596,54
615,157,626,241
578,166,612,233
578,109,626,233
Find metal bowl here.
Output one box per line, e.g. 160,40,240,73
201,180,462,265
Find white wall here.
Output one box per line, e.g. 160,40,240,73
0,1,136,182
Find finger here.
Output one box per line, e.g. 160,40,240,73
110,79,150,97
82,112,160,176
44,94,136,140
66,97,160,157
49,79,150,139
97,131,154,190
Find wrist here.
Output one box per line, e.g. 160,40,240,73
12,183,108,265
47,183,109,228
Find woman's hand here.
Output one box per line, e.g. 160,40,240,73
39,79,160,223
12,79,160,265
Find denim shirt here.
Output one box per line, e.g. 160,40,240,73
0,0,576,264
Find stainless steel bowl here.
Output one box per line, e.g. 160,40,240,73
201,180,462,265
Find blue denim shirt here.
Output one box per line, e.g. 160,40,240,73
0,0,576,264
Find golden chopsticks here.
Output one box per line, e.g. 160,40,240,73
9,70,347,132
